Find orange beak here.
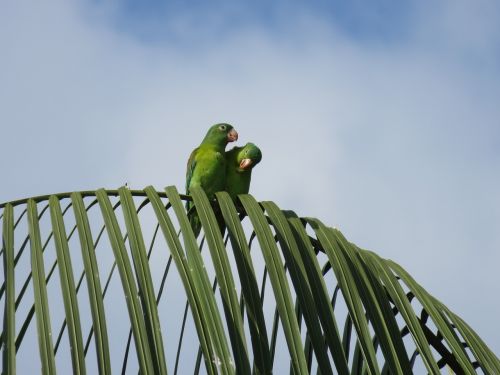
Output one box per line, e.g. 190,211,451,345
239,159,252,170
227,129,238,142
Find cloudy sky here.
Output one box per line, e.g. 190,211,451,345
2,0,499,368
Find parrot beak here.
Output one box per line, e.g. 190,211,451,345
239,158,253,170
227,129,238,142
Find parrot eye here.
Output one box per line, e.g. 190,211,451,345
218,125,227,131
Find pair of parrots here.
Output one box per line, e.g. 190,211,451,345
185,123,262,236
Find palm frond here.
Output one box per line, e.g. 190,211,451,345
1,187,498,374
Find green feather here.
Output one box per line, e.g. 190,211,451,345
225,142,262,202
186,123,238,236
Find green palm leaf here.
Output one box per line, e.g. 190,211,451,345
0,187,498,374
49,196,86,374
2,204,16,374
70,192,111,374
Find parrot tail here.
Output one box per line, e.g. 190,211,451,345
186,201,225,239
189,212,202,238
186,200,201,238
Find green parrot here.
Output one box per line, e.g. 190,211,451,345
186,123,238,236
224,142,262,202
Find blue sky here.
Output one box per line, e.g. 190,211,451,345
102,0,414,43
1,0,500,372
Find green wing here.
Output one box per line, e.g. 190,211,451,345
185,147,198,195
185,147,202,236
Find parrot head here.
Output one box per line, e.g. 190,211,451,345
203,123,238,145
235,143,262,171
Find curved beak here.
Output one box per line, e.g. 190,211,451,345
227,129,238,142
239,158,253,170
